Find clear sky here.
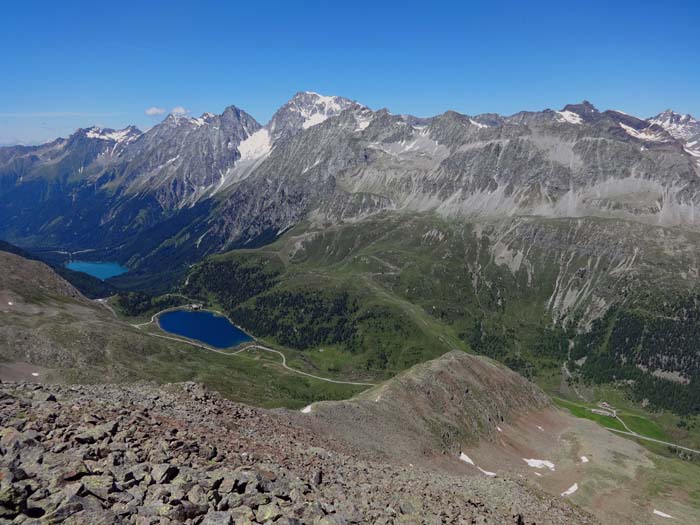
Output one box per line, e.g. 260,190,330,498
2,0,698,144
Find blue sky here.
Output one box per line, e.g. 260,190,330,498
1,0,698,144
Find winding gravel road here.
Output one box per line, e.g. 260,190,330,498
609,428,700,455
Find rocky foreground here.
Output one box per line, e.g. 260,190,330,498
0,381,595,524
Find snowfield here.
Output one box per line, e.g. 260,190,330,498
238,128,272,161
459,453,475,465
523,458,556,471
556,110,583,124
561,483,578,497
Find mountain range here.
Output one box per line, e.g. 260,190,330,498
2,93,699,277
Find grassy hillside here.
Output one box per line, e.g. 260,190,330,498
0,250,363,408
182,246,464,379
181,213,590,380
179,212,700,417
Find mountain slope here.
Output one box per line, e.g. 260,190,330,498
295,351,700,524
0,249,362,406
140,100,700,281
0,377,596,524
301,350,549,460
0,240,116,298
0,92,363,280
108,106,261,208
180,210,700,416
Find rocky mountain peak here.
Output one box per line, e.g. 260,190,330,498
562,100,598,115
654,108,695,123
220,105,261,134
557,101,600,124
162,113,193,127
267,91,361,144
105,104,263,208
156,106,260,134
649,109,700,141
188,111,218,126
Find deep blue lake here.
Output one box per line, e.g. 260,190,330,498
158,309,252,349
65,261,128,280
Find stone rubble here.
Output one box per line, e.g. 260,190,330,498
0,381,596,524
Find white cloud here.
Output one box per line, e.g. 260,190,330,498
170,106,189,116
145,106,166,116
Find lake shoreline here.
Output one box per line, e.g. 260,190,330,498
65,260,129,280
157,308,253,349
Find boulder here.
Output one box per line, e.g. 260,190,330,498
199,510,233,525
151,464,179,485
82,475,116,500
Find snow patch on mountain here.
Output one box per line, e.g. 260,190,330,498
523,458,556,471
685,146,700,158
190,113,217,127
469,119,489,129
560,483,578,496
649,110,700,168
354,111,374,131
619,122,667,142
368,129,449,160
238,129,272,161
86,127,140,143
212,128,273,194
302,112,329,129
556,111,583,125
304,91,344,111
459,452,474,465
298,93,349,129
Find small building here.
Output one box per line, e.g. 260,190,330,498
190,304,203,311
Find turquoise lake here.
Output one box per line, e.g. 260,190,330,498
65,261,129,280
158,309,253,349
